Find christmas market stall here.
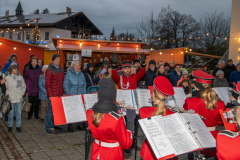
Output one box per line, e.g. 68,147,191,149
52,37,149,72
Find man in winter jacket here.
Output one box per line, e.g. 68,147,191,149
112,53,146,90
169,64,182,87
83,63,95,90
212,61,230,81
144,60,157,87
23,55,35,78
45,54,65,135
225,59,236,76
2,54,19,74
229,63,240,88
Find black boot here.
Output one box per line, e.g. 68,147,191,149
5,115,8,121
8,127,12,132
39,118,44,124
68,125,74,132
16,127,22,133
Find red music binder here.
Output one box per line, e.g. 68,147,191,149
219,109,238,132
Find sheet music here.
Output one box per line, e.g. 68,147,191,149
61,95,87,123
180,113,216,148
116,90,134,108
135,89,152,108
139,117,174,159
154,114,199,156
165,96,176,107
212,87,231,105
173,87,187,108
84,94,98,110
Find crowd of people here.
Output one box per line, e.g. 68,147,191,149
0,52,240,159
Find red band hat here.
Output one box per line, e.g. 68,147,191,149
121,60,132,68
193,70,215,84
153,76,174,96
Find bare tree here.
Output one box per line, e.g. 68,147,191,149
137,11,157,45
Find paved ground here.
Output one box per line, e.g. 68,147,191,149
0,111,145,160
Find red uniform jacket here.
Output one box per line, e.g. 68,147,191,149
217,130,240,160
112,67,145,89
183,97,225,139
86,110,133,160
139,107,177,160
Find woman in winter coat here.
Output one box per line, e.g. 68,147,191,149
84,63,95,89
152,65,170,83
102,65,119,89
24,57,42,120
5,64,26,132
63,61,86,132
213,70,229,87
39,65,49,124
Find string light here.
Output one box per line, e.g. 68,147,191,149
151,48,153,50
189,49,192,51
181,39,183,41
80,42,82,45
14,46,16,50
45,45,47,47
60,40,62,42
133,38,135,41
235,37,237,40
136,45,138,48
0,41,2,45
159,51,162,55
181,51,183,54
189,36,192,39
185,50,188,52
225,37,227,40
29,47,31,50
117,43,119,46
98,44,100,47
198,37,200,39
158,38,161,41
171,52,173,55
216,37,218,39
27,24,30,26
206,33,209,36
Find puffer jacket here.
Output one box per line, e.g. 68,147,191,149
45,63,65,98
24,65,42,96
213,78,229,87
39,74,49,100
144,67,157,87
5,73,26,103
63,67,86,95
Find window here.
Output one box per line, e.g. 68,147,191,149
17,32,21,40
1,32,4,37
26,32,30,40
9,32,13,39
45,32,49,40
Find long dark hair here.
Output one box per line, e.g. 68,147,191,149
156,65,167,76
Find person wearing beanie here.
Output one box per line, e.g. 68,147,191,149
183,70,225,158
229,63,240,87
177,69,189,86
45,54,65,135
164,62,170,74
144,60,157,87
111,53,146,89
22,54,34,78
2,54,19,74
225,59,236,75
83,63,95,89
213,70,229,87
140,76,175,160
86,78,136,160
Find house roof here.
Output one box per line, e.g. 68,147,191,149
0,12,103,35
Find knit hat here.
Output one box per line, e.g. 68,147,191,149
182,70,188,75
87,63,93,69
236,63,240,67
92,78,117,113
30,55,35,59
52,54,60,61
215,70,224,78
10,54,17,59
149,60,156,66
164,62,169,67
133,58,140,65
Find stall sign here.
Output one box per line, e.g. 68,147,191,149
81,49,92,57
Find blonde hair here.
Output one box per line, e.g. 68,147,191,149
201,84,218,110
153,88,169,116
91,112,105,128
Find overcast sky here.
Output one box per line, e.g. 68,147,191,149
0,0,232,37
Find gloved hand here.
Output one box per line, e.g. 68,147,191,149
126,107,136,123
140,53,146,64
112,53,120,64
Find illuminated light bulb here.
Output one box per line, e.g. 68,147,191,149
186,50,188,52
151,48,153,50
29,47,31,50
189,36,192,39
0,42,2,45
117,43,119,45
189,49,192,51
225,37,227,40
6,31,8,33
98,44,100,47
171,53,173,55
216,37,218,39
14,46,16,50
136,45,138,48
160,52,162,55
27,24,30,26
80,42,82,45
60,40,62,42
235,37,237,39
181,51,183,54
133,38,135,41
206,33,209,36
198,37,200,39
158,38,161,40
122,38,124,40
45,45,47,47
51,44,53,46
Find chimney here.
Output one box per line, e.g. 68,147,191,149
5,10,9,17
66,7,71,13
